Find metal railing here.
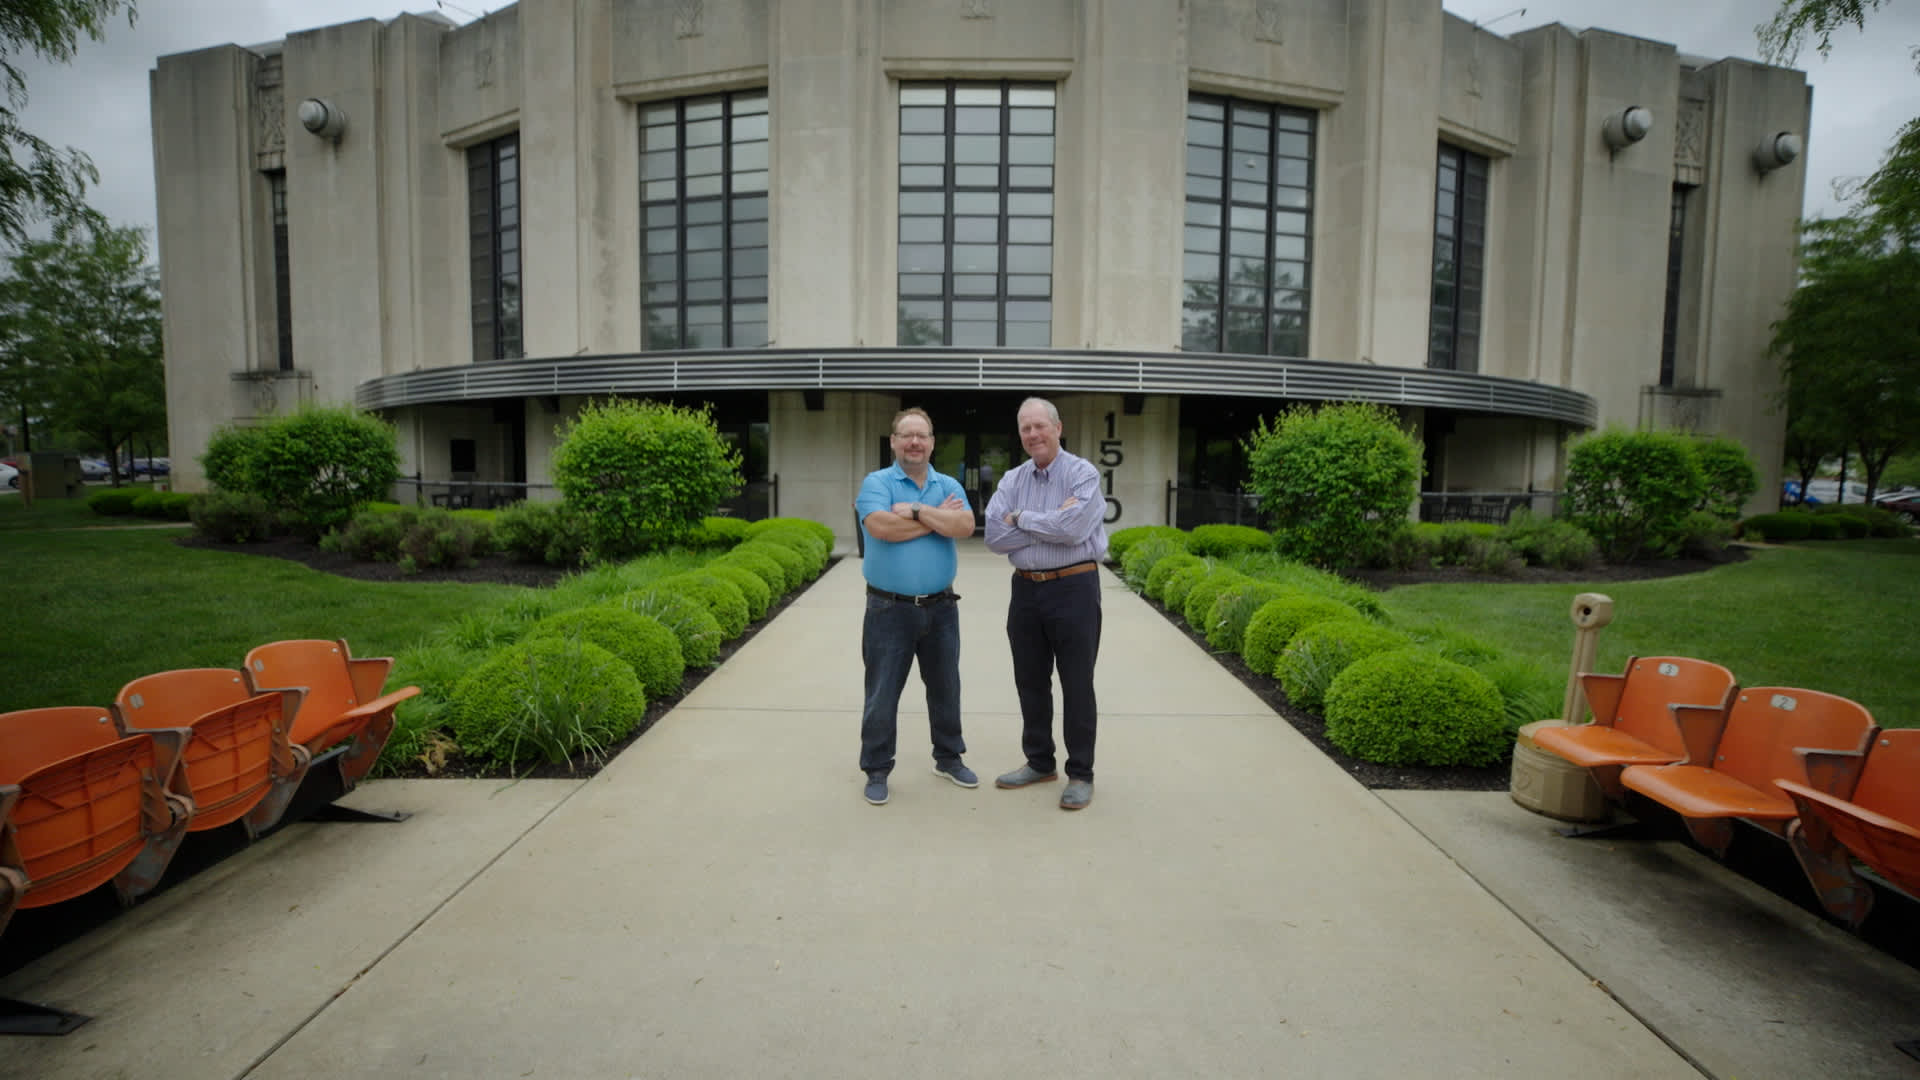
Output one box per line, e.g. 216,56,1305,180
1417,491,1559,525
390,475,777,519
1166,483,1264,529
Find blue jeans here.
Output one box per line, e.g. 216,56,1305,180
860,592,965,776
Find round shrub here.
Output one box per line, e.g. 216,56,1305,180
1806,514,1846,540
1241,593,1355,675
656,572,750,638
711,548,789,599
131,490,194,520
552,398,743,558
737,539,805,592
377,642,484,776
1145,553,1206,604
1688,435,1758,521
1498,510,1599,570
199,423,270,493
190,491,278,542
622,587,725,667
1205,579,1291,654
1186,523,1274,557
1825,511,1872,539
751,526,828,578
449,637,646,768
1275,618,1414,711
1565,427,1705,561
744,516,835,551
249,405,403,536
1324,648,1509,767
1738,510,1813,542
525,604,686,702
692,515,752,549
704,562,771,620
1161,561,1213,612
1183,569,1249,635
1108,525,1187,563
493,499,592,566
87,487,142,516
1120,534,1187,592
1243,402,1423,568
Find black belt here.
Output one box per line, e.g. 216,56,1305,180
867,585,959,606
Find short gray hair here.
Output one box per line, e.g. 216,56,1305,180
1018,397,1061,425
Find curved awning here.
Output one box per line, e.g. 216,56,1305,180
354,346,1598,428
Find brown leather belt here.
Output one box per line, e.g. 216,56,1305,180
1014,561,1097,583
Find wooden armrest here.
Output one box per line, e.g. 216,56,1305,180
1577,671,1626,725
1667,702,1730,765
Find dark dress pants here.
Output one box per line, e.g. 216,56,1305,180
1006,570,1101,782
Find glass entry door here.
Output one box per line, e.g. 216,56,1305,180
928,432,1014,531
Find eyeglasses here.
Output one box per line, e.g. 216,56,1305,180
892,430,933,441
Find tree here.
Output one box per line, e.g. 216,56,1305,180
1757,1,1915,73
1241,402,1422,569
0,222,163,482
0,0,137,245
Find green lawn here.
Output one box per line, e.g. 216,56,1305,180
2,526,529,711
0,493,124,531
1379,540,1920,729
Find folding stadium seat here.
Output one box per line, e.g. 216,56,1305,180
113,669,312,839
1531,656,1738,797
241,639,419,793
1779,728,1920,928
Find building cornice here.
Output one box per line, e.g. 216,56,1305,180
354,347,1598,427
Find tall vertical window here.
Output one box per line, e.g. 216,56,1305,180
1659,185,1692,388
1180,95,1316,357
1429,143,1487,372
267,170,293,371
641,91,770,350
468,134,522,363
896,82,1055,348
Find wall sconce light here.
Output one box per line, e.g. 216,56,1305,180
1601,106,1653,151
297,98,348,143
1753,131,1802,174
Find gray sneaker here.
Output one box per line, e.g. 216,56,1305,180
995,763,1059,789
1059,779,1093,810
933,761,979,788
864,774,889,805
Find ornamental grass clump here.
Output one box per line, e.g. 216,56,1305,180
1241,593,1356,675
449,637,646,769
1145,553,1206,604
525,604,687,702
1205,579,1291,654
1121,534,1187,592
377,642,482,776
1160,560,1213,612
620,587,724,667
1274,618,1413,711
1323,648,1508,767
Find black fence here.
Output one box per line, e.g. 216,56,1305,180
1167,485,1264,529
391,476,778,520
1418,491,1559,525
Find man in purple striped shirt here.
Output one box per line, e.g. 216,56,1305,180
983,397,1110,810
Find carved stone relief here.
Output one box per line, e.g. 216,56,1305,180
1248,1,1283,44
476,48,494,89
254,55,285,158
961,0,992,18
1675,100,1707,168
675,0,705,38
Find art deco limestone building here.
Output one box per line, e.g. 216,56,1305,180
150,0,1810,539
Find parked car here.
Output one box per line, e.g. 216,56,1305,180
1799,479,1870,505
78,458,111,481
1876,490,1920,525
0,462,17,489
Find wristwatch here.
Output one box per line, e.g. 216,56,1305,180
911,504,922,521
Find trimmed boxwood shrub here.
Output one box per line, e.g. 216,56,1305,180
1145,553,1206,604
1498,511,1600,570
552,398,743,558
525,604,686,702
449,637,646,768
1564,427,1704,560
1206,579,1290,654
621,587,725,667
1738,510,1813,542
1806,514,1847,540
1324,648,1508,767
130,490,195,520
1182,568,1249,635
744,516,835,551
1274,618,1413,711
1161,561,1213,612
750,526,828,580
1108,524,1187,563
1186,523,1274,557
736,539,805,592
656,572,750,638
87,488,143,516
1121,534,1187,592
1241,594,1355,676
710,548,789,599
190,491,278,542
493,499,592,566
691,515,752,549
703,562,771,620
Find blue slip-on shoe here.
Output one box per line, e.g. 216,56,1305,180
933,761,979,788
995,763,1059,789
864,774,889,805
1059,779,1093,810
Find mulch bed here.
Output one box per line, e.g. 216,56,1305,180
175,531,1745,789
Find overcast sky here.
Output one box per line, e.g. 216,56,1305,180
12,0,1920,246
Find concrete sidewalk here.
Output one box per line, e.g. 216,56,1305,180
4,546,1916,1078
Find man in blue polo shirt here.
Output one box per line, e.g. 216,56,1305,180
854,407,977,806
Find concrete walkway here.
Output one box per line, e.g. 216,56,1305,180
4,546,1916,1078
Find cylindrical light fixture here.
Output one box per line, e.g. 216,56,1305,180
1753,132,1802,174
297,98,348,143
1602,106,1653,150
